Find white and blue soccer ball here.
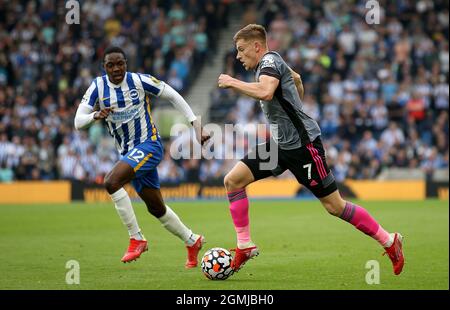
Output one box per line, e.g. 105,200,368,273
201,247,234,280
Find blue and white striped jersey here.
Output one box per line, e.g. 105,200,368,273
80,72,164,156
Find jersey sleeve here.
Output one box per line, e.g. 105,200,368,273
138,73,166,96
259,53,282,80
81,79,99,108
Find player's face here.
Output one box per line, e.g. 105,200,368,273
104,53,127,84
236,39,258,71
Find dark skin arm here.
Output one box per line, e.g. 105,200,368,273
93,107,113,120
191,119,211,146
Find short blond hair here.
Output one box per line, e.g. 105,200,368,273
233,24,267,44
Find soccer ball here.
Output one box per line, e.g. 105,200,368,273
201,247,234,280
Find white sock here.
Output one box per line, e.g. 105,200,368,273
131,231,145,241
110,188,142,238
158,205,197,245
383,233,395,248
186,233,200,247
237,241,256,249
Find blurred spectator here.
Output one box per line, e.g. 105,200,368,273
0,0,448,185
0,0,230,183
0,161,14,182
406,91,426,122
159,151,184,184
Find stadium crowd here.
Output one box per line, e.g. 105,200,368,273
0,0,448,186
0,0,229,183
208,0,449,183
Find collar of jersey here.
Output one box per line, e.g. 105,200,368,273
106,72,128,88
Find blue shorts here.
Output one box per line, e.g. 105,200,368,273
121,138,163,193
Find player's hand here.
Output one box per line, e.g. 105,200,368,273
191,119,211,146
94,108,113,120
218,74,234,88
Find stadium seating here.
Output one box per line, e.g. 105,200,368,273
0,0,448,185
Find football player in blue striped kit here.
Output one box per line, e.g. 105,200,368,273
75,46,210,267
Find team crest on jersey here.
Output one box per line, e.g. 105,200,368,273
261,55,276,69
129,89,139,100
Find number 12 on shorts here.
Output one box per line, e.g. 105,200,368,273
128,148,145,163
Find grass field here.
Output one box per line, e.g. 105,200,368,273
0,199,448,290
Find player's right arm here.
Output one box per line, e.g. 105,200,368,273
74,80,112,130
289,68,304,100
218,74,279,101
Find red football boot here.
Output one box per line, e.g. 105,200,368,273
383,233,405,275
185,235,205,268
121,239,148,263
230,245,259,272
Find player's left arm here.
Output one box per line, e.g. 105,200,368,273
288,68,304,100
140,74,197,123
159,83,197,123
218,74,279,101
159,84,211,145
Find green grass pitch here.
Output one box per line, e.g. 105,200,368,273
0,199,448,290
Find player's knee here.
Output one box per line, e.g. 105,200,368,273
224,173,242,191
104,174,121,194
223,174,233,190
